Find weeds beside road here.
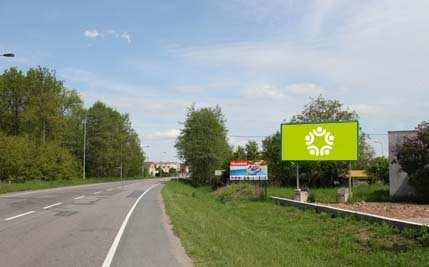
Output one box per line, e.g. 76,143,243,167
162,181,429,266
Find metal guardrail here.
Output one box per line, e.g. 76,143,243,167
271,196,429,231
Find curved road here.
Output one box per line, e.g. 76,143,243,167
0,178,191,267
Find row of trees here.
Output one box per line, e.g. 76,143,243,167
176,96,388,187
0,67,144,182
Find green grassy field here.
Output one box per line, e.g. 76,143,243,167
0,176,150,195
268,183,390,203
162,181,429,266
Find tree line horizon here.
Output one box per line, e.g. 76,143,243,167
0,66,145,182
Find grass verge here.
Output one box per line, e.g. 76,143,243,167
268,183,390,203
0,176,150,195
162,181,429,266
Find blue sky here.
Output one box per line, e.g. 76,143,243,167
1,1,428,161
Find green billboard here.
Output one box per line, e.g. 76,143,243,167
281,121,358,161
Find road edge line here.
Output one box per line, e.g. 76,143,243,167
102,183,160,267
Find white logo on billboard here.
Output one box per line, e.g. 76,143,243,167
304,127,334,156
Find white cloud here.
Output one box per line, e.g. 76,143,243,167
174,85,205,94
84,29,100,38
145,129,180,141
286,83,324,96
83,29,132,44
243,85,284,99
121,32,132,43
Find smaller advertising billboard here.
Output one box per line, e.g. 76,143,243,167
230,160,268,180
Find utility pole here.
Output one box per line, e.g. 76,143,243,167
141,145,150,177
83,117,87,179
120,142,123,186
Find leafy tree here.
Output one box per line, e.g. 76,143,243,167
245,140,260,161
0,67,145,182
262,132,294,186
366,156,389,184
233,145,246,160
396,122,429,201
0,68,26,136
85,102,144,178
291,95,358,122
175,105,230,186
25,67,68,144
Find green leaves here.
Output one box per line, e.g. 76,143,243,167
86,102,144,178
396,122,429,201
175,105,230,186
0,134,79,181
366,157,389,183
0,67,144,182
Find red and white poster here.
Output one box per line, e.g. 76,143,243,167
230,160,268,180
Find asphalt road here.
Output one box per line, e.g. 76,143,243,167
0,178,191,267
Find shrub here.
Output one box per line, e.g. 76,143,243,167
366,156,389,184
0,134,80,182
35,142,80,180
213,183,264,203
0,134,36,182
396,122,429,202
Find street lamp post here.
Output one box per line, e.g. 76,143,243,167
142,145,150,177
82,117,87,179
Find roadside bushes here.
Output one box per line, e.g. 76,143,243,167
0,134,80,182
396,122,429,202
213,183,264,202
366,156,389,184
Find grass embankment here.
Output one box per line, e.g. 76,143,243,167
268,183,390,203
0,176,149,195
162,181,429,266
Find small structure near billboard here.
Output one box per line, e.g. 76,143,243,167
281,121,359,202
214,170,224,176
388,130,417,198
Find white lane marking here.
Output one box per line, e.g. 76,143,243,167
74,195,85,200
94,191,101,195
102,183,160,267
4,211,35,221
43,202,62,210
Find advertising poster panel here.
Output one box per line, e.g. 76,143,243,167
230,160,268,180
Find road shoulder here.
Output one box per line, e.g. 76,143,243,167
110,183,192,267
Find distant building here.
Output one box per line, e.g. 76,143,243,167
388,130,417,198
144,161,184,177
157,162,180,174
144,162,157,177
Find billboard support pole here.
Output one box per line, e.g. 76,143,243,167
296,163,300,190
348,161,352,197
